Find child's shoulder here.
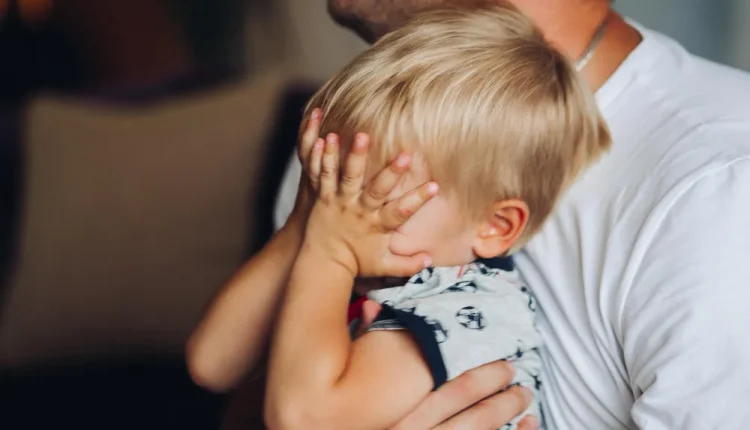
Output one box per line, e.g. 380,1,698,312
368,257,530,306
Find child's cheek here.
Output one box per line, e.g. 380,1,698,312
388,231,420,256
388,206,433,256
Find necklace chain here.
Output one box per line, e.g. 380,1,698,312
575,15,610,72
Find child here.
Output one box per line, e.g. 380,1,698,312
265,4,610,430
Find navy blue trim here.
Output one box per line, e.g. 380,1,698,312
372,307,395,324
376,305,448,390
476,255,514,272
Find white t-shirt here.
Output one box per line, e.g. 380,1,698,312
274,25,750,430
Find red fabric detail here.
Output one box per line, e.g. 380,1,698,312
348,296,368,323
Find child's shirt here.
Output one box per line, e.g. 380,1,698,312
363,258,543,430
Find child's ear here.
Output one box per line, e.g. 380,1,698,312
473,200,529,258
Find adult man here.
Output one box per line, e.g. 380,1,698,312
272,0,750,428
190,0,750,428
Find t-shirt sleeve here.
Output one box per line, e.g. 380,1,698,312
273,154,301,232
369,283,542,391
622,160,750,429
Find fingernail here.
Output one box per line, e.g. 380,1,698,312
423,258,432,268
326,136,338,150
313,138,324,150
519,415,540,430
426,182,439,195
355,134,368,149
311,108,322,119
396,154,411,167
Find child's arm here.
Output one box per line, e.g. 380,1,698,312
186,220,304,392
266,133,439,430
185,109,323,392
266,245,434,430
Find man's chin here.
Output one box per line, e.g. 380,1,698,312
327,0,380,43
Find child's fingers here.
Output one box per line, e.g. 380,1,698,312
319,134,340,199
517,415,540,430
298,108,322,164
340,133,370,197
308,138,325,190
381,181,439,230
382,253,432,278
360,153,411,210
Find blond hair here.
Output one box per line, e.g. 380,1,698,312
306,3,610,244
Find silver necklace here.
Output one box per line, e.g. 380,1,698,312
575,15,610,71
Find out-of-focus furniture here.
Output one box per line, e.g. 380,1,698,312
0,68,317,429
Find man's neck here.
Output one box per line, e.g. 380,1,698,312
515,2,642,92
578,12,643,91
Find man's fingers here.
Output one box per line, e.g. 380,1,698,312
360,153,411,210
299,108,322,164
381,182,439,230
341,133,370,197
391,360,516,430
433,385,532,430
319,134,340,198
383,253,432,278
517,415,540,430
308,138,324,190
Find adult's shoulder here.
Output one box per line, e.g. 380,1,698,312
596,28,750,213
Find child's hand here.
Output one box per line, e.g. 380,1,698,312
303,132,438,278
289,108,323,222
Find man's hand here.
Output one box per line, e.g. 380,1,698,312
303,132,438,278
359,300,541,430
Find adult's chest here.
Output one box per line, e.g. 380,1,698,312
513,146,662,428
515,207,637,429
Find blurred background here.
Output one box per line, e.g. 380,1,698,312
0,1,748,429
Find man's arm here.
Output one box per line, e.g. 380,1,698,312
622,160,750,429
265,244,434,430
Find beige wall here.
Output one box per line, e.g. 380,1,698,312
0,1,367,367
248,0,367,83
